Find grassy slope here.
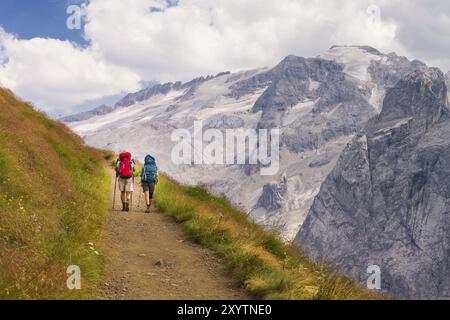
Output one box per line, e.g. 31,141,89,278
0,89,111,299
155,175,385,300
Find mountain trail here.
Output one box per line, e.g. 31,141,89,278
98,171,247,300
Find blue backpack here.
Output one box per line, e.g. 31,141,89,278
141,155,158,183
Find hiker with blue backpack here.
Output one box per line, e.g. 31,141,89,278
141,155,158,213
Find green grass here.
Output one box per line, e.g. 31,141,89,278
0,89,111,299
154,175,385,300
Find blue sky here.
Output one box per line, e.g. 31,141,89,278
0,0,87,45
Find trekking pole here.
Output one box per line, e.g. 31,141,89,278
130,176,134,211
138,176,143,210
138,187,142,210
113,176,118,210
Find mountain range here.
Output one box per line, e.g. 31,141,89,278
66,45,424,240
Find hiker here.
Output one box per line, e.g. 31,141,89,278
115,151,136,212
141,155,158,213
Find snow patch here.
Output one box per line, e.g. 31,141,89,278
319,46,382,81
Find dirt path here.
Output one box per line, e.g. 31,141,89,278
98,172,247,300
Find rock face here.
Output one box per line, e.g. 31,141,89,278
257,178,288,211
368,53,425,89
231,54,373,131
446,71,450,99
296,67,450,299
61,104,113,122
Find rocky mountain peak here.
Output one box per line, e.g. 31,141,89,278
329,45,383,56
376,67,448,131
279,54,303,63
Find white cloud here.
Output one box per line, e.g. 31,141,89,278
0,0,449,115
379,0,450,70
84,0,398,82
0,28,141,115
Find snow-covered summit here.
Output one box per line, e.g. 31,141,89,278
319,45,383,81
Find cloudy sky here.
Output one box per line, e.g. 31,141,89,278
0,0,449,116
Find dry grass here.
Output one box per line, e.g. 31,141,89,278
154,174,386,300
0,89,111,299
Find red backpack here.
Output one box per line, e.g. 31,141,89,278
118,152,133,178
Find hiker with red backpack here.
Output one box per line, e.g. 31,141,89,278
115,152,136,212
141,155,158,213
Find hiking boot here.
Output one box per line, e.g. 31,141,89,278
145,205,151,213
125,202,130,212
121,202,126,212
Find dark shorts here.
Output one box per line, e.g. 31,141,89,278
142,182,156,197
